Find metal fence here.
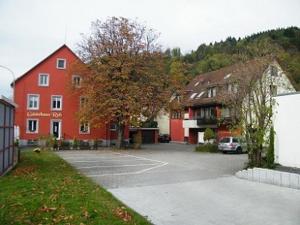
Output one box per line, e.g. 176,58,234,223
0,97,17,176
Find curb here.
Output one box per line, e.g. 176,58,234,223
236,167,300,190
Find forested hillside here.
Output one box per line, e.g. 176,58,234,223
165,27,300,90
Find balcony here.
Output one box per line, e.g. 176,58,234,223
197,117,218,127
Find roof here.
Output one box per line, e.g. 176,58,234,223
12,44,82,86
0,95,17,108
183,57,276,107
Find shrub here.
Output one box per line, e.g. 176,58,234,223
266,127,275,168
79,140,90,150
195,143,218,153
60,140,70,150
204,128,215,142
72,138,79,149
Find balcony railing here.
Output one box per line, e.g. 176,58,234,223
196,117,218,126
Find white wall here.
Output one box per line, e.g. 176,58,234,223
274,92,300,168
156,110,170,135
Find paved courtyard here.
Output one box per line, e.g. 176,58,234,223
57,143,300,225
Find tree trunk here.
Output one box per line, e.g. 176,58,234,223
116,123,125,149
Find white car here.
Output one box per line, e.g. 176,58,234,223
218,137,247,154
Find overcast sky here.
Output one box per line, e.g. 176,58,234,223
1,0,300,98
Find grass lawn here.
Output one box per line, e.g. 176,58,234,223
0,149,151,225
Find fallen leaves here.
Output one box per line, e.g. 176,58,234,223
114,206,132,222
40,205,57,212
12,165,37,176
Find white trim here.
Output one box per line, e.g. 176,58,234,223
50,119,62,139
27,94,40,110
51,95,63,111
56,58,66,69
38,73,49,87
26,118,39,134
79,122,90,134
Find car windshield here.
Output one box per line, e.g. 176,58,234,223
220,138,230,143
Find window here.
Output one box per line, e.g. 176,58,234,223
80,96,88,108
171,111,182,119
270,65,278,77
27,119,38,133
232,138,239,143
227,84,232,92
51,95,62,110
72,75,81,87
57,58,66,69
221,107,230,118
208,87,217,98
79,122,90,134
27,94,39,110
270,85,277,96
38,73,49,86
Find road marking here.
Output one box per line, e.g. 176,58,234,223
70,158,149,163
86,152,169,177
78,163,160,169
87,162,168,177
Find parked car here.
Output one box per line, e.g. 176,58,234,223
159,134,170,143
218,136,247,154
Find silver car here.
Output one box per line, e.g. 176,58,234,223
218,137,247,154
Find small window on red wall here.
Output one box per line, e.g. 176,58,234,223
57,58,66,69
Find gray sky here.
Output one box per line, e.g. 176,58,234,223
1,0,300,97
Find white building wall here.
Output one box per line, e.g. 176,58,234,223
274,92,300,168
156,110,170,135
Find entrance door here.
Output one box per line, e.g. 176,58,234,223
51,120,61,139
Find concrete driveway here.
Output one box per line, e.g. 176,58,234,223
57,143,300,225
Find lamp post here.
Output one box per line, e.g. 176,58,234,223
0,65,15,101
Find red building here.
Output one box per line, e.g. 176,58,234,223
14,45,125,146
170,58,295,144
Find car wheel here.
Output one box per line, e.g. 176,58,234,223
237,147,242,154
222,151,227,154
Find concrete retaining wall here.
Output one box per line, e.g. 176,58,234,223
236,167,300,190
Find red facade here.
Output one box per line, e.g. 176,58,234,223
14,45,125,145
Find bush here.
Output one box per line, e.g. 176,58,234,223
72,138,79,149
60,140,70,150
195,143,218,153
204,128,215,142
92,139,103,149
266,127,275,168
79,141,90,150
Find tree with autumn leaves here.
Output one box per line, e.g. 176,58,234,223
70,17,172,148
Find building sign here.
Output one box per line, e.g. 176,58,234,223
27,112,62,118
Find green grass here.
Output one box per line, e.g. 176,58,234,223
0,149,151,225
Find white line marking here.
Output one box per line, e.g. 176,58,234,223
87,162,168,177
70,158,148,163
86,152,169,177
78,163,160,169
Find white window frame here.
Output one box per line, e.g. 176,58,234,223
27,94,40,110
79,122,90,134
38,73,49,86
51,95,63,111
72,75,81,87
56,58,66,69
26,119,39,133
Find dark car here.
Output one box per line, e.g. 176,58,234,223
159,134,170,143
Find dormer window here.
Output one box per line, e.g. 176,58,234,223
72,75,81,87
57,58,66,69
208,87,217,98
270,65,278,77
